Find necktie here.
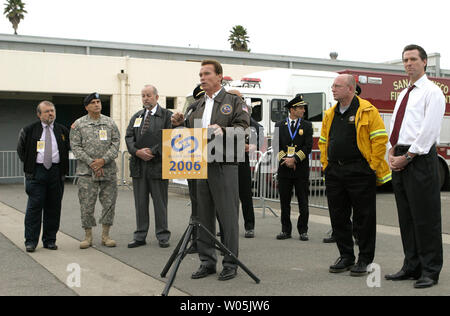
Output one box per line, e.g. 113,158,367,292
43,125,52,170
389,85,415,147
290,120,296,134
141,111,151,135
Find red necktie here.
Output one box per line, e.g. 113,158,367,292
389,85,415,147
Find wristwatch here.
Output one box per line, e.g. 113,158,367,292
404,152,413,162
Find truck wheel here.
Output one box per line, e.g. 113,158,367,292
438,159,448,191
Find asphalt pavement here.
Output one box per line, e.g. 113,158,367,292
0,182,449,296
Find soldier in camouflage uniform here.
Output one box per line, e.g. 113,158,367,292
70,92,120,249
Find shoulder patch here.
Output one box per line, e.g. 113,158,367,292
220,104,233,115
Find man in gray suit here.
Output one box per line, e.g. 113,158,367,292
172,60,249,281
125,85,173,248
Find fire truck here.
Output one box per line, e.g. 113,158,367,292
184,68,450,189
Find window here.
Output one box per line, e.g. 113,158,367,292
298,93,325,122
246,98,263,122
270,99,288,122
166,97,176,110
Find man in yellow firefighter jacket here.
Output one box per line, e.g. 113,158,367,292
319,74,391,276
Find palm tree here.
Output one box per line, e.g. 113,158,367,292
228,25,250,52
3,0,27,35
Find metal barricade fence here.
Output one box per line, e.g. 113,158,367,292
0,151,24,180
0,151,80,184
116,149,328,214
119,150,133,189
250,149,328,217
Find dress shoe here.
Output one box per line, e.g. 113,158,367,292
245,230,255,238
276,232,292,240
191,266,216,279
299,233,309,241
25,244,36,253
127,240,146,248
43,243,58,250
329,257,355,273
218,267,237,281
158,239,170,248
323,235,336,243
414,277,438,289
350,261,369,277
385,270,420,281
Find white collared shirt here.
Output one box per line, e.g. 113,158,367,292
144,104,158,120
202,88,223,128
288,117,299,129
388,74,446,155
36,122,60,164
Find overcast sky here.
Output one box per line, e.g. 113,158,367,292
1,0,450,69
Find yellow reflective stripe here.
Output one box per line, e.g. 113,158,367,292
319,136,327,143
369,129,388,140
377,173,392,184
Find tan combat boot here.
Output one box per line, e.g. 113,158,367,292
80,228,93,249
102,225,116,247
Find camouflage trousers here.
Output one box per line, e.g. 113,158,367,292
77,176,117,228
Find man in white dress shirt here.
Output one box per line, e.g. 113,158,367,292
385,45,445,289
171,60,249,281
17,101,70,252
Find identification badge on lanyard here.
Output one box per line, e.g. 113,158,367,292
134,117,143,128
99,130,108,141
287,146,296,157
37,141,45,153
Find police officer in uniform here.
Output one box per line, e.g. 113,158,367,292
274,95,313,241
70,93,120,249
228,89,264,238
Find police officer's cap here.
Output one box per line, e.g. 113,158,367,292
193,85,205,100
285,95,308,109
83,92,101,106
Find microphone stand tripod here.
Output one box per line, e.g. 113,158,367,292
160,218,260,296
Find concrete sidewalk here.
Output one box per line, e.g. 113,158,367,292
0,183,449,296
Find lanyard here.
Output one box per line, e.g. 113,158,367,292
287,118,301,143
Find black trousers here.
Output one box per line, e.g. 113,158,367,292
325,160,376,263
278,176,309,235
188,179,198,243
392,146,443,281
238,161,255,231
24,164,64,246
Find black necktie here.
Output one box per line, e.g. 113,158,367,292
290,120,296,133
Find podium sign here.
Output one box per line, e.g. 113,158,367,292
162,128,208,179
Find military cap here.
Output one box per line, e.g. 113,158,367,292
285,95,308,109
193,85,205,100
83,92,101,106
